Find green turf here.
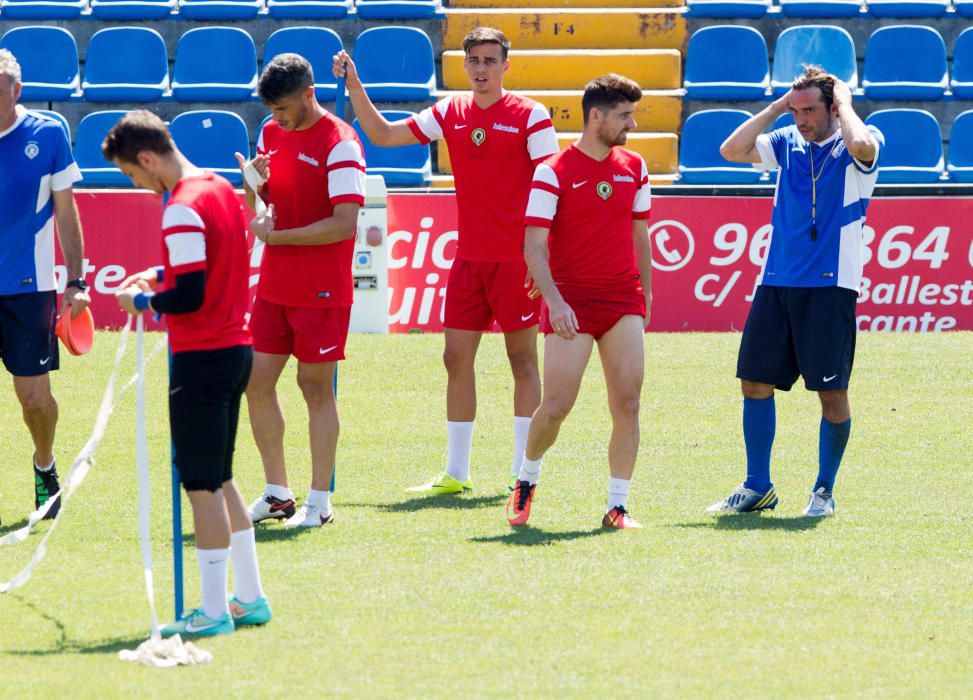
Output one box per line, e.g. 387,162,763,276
1,330,970,697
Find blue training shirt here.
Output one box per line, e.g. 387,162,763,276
754,124,883,292
0,105,82,296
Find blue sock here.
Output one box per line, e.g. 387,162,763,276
816,417,851,493
742,396,775,493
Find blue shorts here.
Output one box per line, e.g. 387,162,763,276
737,285,857,392
0,291,59,377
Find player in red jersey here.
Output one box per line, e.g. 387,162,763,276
507,75,653,530
108,110,270,636
333,28,559,495
236,54,366,529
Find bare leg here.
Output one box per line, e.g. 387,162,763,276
503,325,540,417
596,316,645,480
296,361,338,492
187,488,231,549
245,352,290,487
443,328,482,422
13,374,57,467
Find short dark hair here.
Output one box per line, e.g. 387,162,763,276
462,27,510,61
792,64,834,111
581,74,642,124
101,110,174,164
258,53,314,104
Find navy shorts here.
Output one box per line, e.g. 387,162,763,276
169,344,253,492
737,285,857,392
0,291,59,377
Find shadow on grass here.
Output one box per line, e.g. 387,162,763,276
469,525,609,547
672,514,826,531
346,494,506,513
0,516,29,537
177,527,312,546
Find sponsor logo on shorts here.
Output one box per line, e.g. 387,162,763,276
822,374,838,383
471,128,486,146
39,356,50,366
319,345,338,355
596,182,612,200
520,313,535,322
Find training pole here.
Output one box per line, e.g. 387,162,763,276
335,75,346,123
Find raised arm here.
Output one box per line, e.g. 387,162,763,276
720,92,791,164
333,50,421,147
832,79,877,166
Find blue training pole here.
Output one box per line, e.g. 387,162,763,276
334,75,346,123
330,367,337,491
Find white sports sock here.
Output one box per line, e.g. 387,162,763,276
230,528,264,605
518,457,542,486
608,477,631,512
265,483,292,501
305,488,331,513
196,547,230,620
445,421,474,482
511,416,531,476
34,459,55,472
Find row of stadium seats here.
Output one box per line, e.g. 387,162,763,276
0,0,441,19
678,108,973,183
687,0,972,17
684,24,973,100
0,25,436,102
41,108,431,187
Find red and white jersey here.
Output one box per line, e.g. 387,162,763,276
525,144,651,288
257,113,366,308
407,92,558,263
161,172,252,353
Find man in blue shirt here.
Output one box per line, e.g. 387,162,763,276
708,65,882,517
0,50,90,523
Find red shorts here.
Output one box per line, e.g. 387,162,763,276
250,297,350,363
544,283,646,340
444,259,541,332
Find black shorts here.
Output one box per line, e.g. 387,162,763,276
0,291,59,377
737,285,857,392
169,344,253,492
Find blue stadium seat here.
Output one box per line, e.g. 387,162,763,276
864,109,943,183
170,111,249,186
862,26,947,100
354,111,430,186
355,0,442,19
778,0,862,16
772,26,857,96
75,111,129,187
0,0,85,19
679,110,763,184
0,27,79,100
171,28,257,102
866,0,948,17
82,28,168,103
684,26,769,100
263,27,342,101
946,111,973,183
34,109,71,142
89,0,174,19
353,28,436,101
266,0,349,17
178,0,261,20
951,28,973,99
772,113,795,131
685,0,770,17
955,0,973,16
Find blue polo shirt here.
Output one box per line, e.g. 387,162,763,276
0,105,82,296
754,124,883,292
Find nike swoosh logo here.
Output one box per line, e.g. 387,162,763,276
39,357,50,365
454,124,468,130
572,180,587,189
267,149,278,156
185,619,219,634
319,345,338,355
823,374,838,382
521,313,535,321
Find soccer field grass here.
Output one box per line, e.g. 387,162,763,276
1,330,970,697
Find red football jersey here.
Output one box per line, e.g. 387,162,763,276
525,144,651,288
407,92,558,263
257,113,366,307
161,172,252,353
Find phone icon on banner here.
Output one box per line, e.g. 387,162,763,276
648,220,695,271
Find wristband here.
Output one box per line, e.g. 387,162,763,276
134,292,156,312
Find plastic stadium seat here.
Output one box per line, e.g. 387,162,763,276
89,0,174,18
685,0,770,17
355,0,442,19
772,113,795,131
82,28,168,103
955,0,973,16
0,27,79,100
779,0,861,16
266,0,349,17
862,26,947,100
353,27,436,101
178,0,261,19
353,111,430,186
679,110,763,184
171,28,257,102
263,27,342,101
866,0,948,17
0,0,85,19
684,26,769,100
75,111,129,187
864,109,943,183
772,26,857,97
34,109,71,142
951,28,973,99
946,111,973,183
170,111,249,186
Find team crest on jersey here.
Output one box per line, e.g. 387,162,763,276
24,141,39,159
471,128,486,146
596,181,612,200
